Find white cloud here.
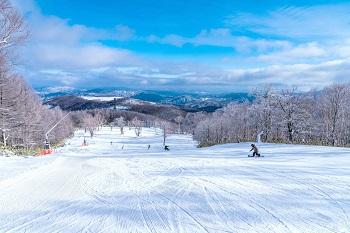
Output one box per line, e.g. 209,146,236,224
226,59,350,90
11,0,140,77
27,44,134,69
115,25,135,41
227,4,350,40
257,42,326,63
9,0,350,92
147,28,291,53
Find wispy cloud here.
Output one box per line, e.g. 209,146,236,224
9,0,350,92
256,42,326,63
226,4,350,40
147,28,291,53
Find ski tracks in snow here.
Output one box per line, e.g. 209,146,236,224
1,127,350,233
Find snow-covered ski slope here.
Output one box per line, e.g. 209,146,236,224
1,127,350,233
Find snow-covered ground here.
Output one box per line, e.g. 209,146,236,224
1,127,350,233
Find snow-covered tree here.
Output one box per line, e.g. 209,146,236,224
157,121,173,146
0,0,74,152
174,115,184,133
0,0,28,66
83,114,98,138
116,116,126,135
132,117,143,137
251,87,274,142
270,88,307,143
318,84,350,146
192,84,350,148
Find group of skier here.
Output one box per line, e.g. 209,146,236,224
99,138,260,156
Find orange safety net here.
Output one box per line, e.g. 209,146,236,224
38,149,53,156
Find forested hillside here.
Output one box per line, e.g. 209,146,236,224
193,86,350,147
0,0,73,153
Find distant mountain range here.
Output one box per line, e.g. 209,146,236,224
131,91,253,112
37,87,254,112
36,87,136,100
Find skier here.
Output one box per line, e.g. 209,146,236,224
82,137,87,146
148,144,151,150
164,145,169,151
249,144,261,157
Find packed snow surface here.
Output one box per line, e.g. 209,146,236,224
1,127,350,233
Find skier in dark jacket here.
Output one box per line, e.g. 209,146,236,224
250,144,261,157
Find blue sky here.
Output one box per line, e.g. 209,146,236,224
11,0,350,92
